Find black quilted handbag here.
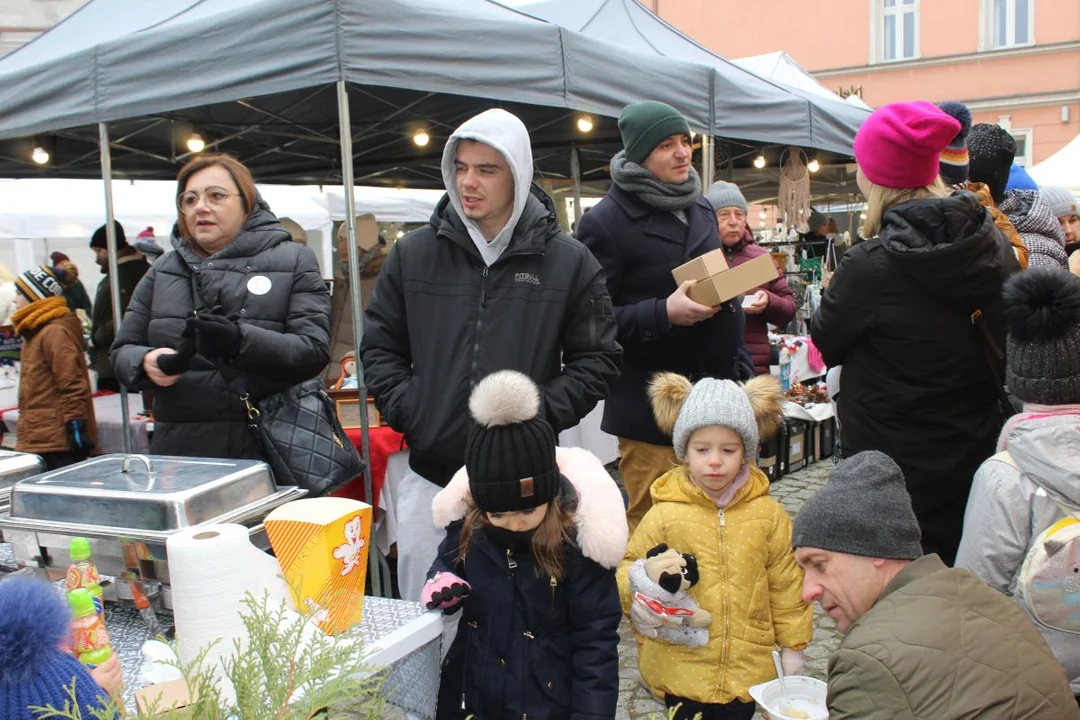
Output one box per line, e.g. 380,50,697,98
241,379,364,496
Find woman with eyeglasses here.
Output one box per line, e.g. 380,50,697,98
111,154,330,459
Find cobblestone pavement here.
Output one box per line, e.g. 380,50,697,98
614,459,838,720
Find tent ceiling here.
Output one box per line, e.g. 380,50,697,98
0,0,863,187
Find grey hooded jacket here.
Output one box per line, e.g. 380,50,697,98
955,413,1080,693
111,196,330,459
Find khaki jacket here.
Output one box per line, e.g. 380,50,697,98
617,465,812,704
827,554,1080,719
17,312,97,454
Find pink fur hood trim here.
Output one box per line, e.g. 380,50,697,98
430,446,629,569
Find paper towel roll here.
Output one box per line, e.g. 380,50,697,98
165,524,290,699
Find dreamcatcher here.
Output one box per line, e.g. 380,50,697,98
778,147,811,233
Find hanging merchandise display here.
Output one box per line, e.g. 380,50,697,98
778,148,811,233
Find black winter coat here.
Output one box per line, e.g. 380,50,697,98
90,252,150,382
111,199,330,459
432,478,623,720
361,186,622,486
577,184,749,445
812,192,1020,564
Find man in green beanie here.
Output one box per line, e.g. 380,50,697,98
577,101,750,533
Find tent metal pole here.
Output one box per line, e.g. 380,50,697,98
570,147,583,229
701,135,715,188
98,123,132,455
336,80,384,598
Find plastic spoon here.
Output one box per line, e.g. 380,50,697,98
772,649,790,705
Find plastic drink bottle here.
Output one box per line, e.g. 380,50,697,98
779,347,792,391
66,537,104,617
69,588,113,666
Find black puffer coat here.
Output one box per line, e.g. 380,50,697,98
577,184,749,446
111,198,330,459
361,186,621,486
812,192,1020,564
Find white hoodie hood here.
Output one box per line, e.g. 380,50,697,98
441,108,534,267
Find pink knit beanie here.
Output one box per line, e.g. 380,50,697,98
854,101,961,189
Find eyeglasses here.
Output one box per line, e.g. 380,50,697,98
177,187,238,213
716,210,746,221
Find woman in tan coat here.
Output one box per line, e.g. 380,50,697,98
12,266,96,469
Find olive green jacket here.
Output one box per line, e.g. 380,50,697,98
827,554,1079,719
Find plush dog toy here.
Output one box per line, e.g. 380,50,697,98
628,543,711,647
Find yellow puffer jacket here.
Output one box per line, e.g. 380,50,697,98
617,464,812,704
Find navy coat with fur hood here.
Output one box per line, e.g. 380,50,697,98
428,446,628,720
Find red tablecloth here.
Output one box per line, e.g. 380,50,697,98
332,426,407,509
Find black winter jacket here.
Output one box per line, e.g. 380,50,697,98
430,460,625,720
361,186,621,486
90,252,150,382
812,192,1020,564
111,199,330,459
577,184,749,445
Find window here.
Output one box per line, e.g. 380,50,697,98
1010,129,1033,167
877,0,919,62
990,0,1034,49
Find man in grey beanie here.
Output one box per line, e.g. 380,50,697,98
705,180,795,375
794,451,1079,719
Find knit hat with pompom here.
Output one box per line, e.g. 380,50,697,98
1004,268,1080,405
464,370,559,513
0,577,113,720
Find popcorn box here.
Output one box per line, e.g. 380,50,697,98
264,497,372,635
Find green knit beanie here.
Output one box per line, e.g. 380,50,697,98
618,101,691,166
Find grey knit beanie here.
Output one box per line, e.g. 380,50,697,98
1003,268,1080,405
704,181,748,214
1040,186,1079,219
792,451,923,560
671,378,757,461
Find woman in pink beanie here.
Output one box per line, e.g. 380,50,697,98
811,101,1021,566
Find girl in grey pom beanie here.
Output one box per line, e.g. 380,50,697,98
618,373,812,718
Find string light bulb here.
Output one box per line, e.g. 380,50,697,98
186,133,205,153
758,209,767,220
576,115,594,133
807,158,821,173
31,146,50,165
753,154,766,169
412,130,430,147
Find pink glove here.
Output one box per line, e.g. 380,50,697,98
781,648,806,677
421,571,470,611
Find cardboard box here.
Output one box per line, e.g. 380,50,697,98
135,678,195,717
678,253,779,308
672,248,729,286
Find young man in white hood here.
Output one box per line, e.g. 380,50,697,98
361,108,622,601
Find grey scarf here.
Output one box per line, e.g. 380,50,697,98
610,150,702,212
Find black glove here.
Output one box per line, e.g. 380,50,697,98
156,316,198,376
190,309,242,360
66,418,93,452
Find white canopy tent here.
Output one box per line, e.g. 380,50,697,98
1027,133,1080,194
733,51,872,111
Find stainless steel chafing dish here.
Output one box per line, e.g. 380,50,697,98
0,449,46,517
0,454,304,599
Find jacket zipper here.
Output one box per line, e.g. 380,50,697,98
717,508,729,701
506,547,517,570
550,575,557,608
471,267,489,382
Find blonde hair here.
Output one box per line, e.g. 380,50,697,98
861,176,950,238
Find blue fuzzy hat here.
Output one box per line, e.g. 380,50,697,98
0,577,114,720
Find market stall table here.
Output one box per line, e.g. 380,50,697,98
0,542,443,718
1,391,151,454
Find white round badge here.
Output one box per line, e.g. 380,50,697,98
247,275,272,296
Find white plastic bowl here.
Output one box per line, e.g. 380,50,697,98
748,676,829,720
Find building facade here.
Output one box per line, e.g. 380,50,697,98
655,0,1080,165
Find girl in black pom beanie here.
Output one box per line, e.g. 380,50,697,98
0,576,120,719
421,370,628,719
956,267,1080,699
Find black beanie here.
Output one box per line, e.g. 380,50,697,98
464,370,560,514
968,123,1016,204
90,220,128,250
1004,268,1080,405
